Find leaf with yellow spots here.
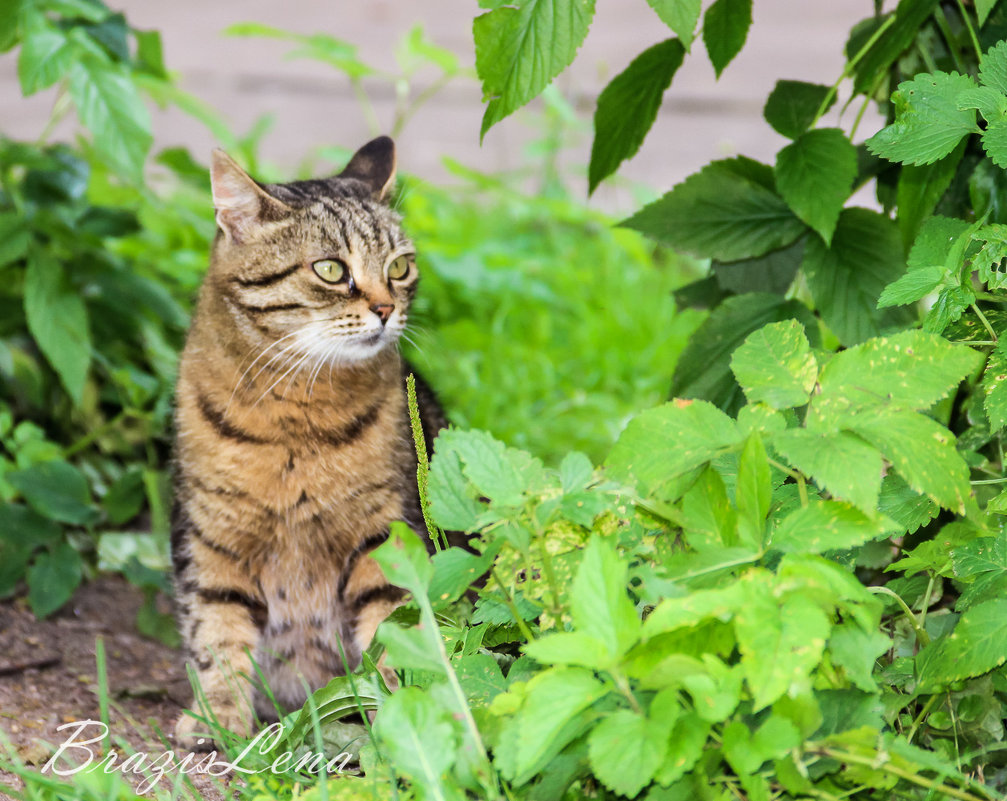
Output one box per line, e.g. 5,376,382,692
982,344,1007,432
770,500,897,554
916,598,1007,690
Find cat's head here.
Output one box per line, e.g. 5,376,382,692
206,136,416,366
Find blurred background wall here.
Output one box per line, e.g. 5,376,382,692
0,0,883,212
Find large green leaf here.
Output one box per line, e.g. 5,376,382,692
669,293,820,412
735,434,771,548
23,247,91,404
850,0,940,94
569,536,640,659
645,0,700,47
713,237,804,296
802,208,912,345
588,710,668,797
763,80,833,139
27,542,82,618
774,128,857,245
622,158,805,261
916,599,1007,690
474,0,596,137
702,0,751,77
606,400,741,496
6,461,96,526
68,58,152,181
866,72,978,166
771,501,895,554
773,430,883,514
730,320,816,409
981,118,1007,169
588,38,684,193
979,39,1007,94
983,343,1007,432
428,447,482,532
17,12,77,94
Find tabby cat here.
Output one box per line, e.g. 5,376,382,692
171,136,443,747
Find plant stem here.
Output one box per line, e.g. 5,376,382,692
970,476,1007,484
63,408,139,457
812,14,897,127
932,7,968,75
491,568,536,642
867,586,930,646
907,693,941,743
95,636,110,754
954,0,984,62
919,572,936,628
971,303,998,342
612,672,642,714
768,457,809,506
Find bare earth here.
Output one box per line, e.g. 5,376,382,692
0,576,232,799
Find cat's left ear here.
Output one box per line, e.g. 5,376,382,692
210,149,291,243
338,136,397,202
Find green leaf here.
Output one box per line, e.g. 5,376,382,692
429,543,499,610
669,293,820,412
850,0,939,95
17,12,78,94
908,214,971,270
588,710,667,797
774,128,857,245
24,246,91,406
811,329,983,421
983,344,1007,432
976,0,998,25
523,631,610,668
916,599,1007,690
622,158,805,261
895,140,965,250
559,451,593,493
763,80,833,139
730,320,816,409
774,430,883,513
447,428,542,507
455,653,506,708
981,118,1007,169
734,576,831,710
570,536,640,658
653,712,710,785
802,208,912,346
428,447,482,531
735,434,771,548
866,72,979,166
702,0,751,78
850,411,972,514
371,522,433,595
0,503,62,548
713,237,804,296
645,0,700,47
27,542,82,618
376,621,447,676
722,716,800,776
474,0,596,137
828,622,890,691
68,58,152,181
0,213,30,269
606,400,741,497
877,265,945,307
374,688,459,795
6,461,96,526
979,39,1007,94
641,583,745,638
771,501,895,554
588,38,684,193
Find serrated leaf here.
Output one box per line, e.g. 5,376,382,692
641,583,745,638
645,0,700,47
559,451,593,493
450,429,542,507
866,72,978,166
371,523,433,595
429,543,498,610
722,716,800,776
68,58,152,181
23,247,91,404
850,411,972,514
669,293,820,413
621,158,805,261
909,214,971,270
774,128,857,245
588,38,684,193
653,712,710,785
588,710,667,797
896,141,965,249
17,12,77,95
979,39,1007,94
982,118,1007,169
27,543,82,618
606,399,741,497
877,265,945,307
916,599,1007,690
771,500,895,554
983,345,1007,432
924,285,974,334
730,320,816,409
570,536,641,658
702,0,751,78
428,447,482,531
802,208,912,345
474,0,596,137
523,632,610,668
763,80,833,139
774,430,883,513
952,530,1007,579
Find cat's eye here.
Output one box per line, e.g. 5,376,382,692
388,255,411,281
312,259,347,283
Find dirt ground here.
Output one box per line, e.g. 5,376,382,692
0,576,232,799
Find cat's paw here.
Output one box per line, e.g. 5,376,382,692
174,705,252,751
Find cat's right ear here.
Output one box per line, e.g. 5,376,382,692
210,150,289,243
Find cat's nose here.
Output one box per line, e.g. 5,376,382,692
370,303,394,325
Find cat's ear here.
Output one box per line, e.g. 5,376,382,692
338,136,397,201
210,149,290,243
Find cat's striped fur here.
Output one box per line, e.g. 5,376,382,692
171,137,443,747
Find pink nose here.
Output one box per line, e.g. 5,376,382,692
370,303,394,324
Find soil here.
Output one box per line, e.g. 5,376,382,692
0,575,232,800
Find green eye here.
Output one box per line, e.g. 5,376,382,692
388,255,411,281
312,259,347,283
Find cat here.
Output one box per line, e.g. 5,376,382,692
170,136,445,748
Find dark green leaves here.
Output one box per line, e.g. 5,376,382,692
916,600,1007,690
645,0,700,48
24,247,92,404
622,158,805,261
6,460,97,525
588,38,684,193
474,0,596,137
702,0,752,78
26,542,82,618
763,80,833,139
774,129,857,245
